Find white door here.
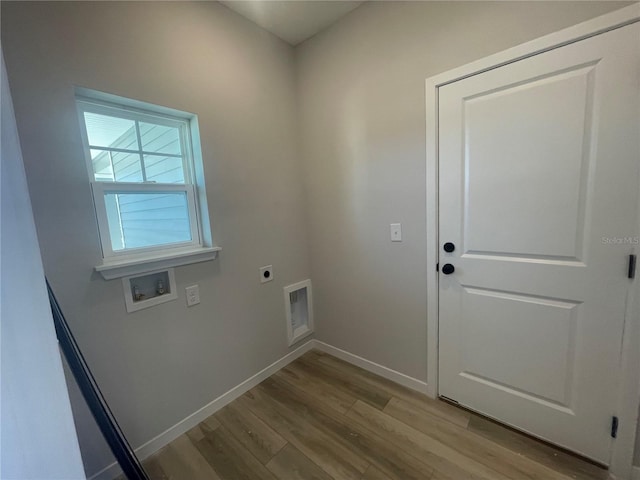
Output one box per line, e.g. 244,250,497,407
438,23,639,464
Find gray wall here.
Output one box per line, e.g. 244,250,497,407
1,2,310,476
296,0,629,380
3,0,639,476
295,0,639,461
1,52,86,479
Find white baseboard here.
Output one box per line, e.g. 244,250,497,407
313,340,429,395
89,338,428,480
89,339,316,480
631,466,640,480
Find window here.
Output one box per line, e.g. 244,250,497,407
77,92,217,278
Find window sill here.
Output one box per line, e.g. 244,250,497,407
95,246,221,280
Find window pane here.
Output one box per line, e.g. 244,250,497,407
91,149,114,181
144,155,185,183
105,192,192,250
139,122,182,155
84,112,138,150
112,152,143,182
104,193,124,250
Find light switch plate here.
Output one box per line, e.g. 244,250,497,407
185,285,200,306
390,223,402,242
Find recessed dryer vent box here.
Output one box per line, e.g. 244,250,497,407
284,279,314,346
123,268,177,313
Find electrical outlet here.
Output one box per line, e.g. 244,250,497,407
185,285,200,306
260,265,274,283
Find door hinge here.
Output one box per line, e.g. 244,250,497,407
628,254,636,279
436,262,439,272
611,416,619,438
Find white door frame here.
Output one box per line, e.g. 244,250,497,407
425,5,640,478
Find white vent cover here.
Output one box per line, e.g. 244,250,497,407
284,279,314,346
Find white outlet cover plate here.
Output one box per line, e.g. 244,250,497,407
260,265,274,283
390,223,402,242
185,285,200,306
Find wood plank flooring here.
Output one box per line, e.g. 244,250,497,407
121,350,608,480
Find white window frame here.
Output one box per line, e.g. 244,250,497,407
91,182,201,257
76,90,219,279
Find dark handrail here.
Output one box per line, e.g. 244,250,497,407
47,279,149,480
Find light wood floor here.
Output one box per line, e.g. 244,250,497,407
125,350,609,480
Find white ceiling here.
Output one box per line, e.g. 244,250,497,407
220,1,364,46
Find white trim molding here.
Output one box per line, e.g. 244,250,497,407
313,341,428,395
425,4,640,478
95,246,221,280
